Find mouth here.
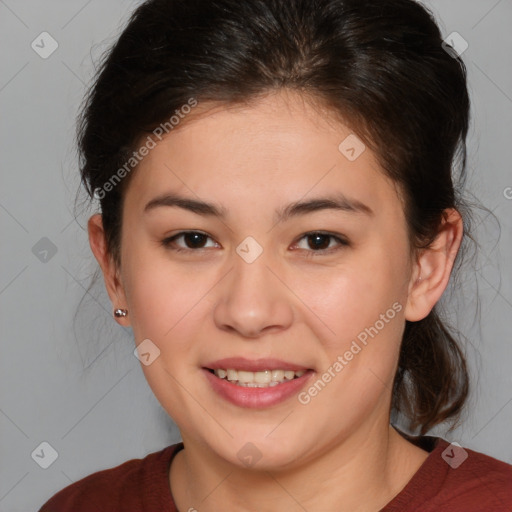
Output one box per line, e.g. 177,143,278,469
201,358,315,408
205,368,307,388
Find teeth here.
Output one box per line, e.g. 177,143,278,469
237,370,256,383
271,370,284,382
213,368,307,386
254,370,271,384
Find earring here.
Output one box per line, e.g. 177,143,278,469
114,308,128,318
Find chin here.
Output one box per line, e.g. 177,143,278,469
205,429,307,471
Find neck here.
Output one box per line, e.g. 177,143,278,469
170,422,429,512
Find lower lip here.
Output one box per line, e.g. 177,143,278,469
202,368,314,408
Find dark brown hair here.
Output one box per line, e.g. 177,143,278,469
78,0,474,435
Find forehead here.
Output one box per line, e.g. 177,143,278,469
124,90,403,218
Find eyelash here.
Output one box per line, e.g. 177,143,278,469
160,230,350,257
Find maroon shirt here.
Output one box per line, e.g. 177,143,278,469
39,435,512,511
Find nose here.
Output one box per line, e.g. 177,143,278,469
213,251,294,338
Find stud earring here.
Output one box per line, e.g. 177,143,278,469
114,308,128,318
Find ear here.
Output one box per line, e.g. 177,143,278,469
87,213,130,327
404,208,463,322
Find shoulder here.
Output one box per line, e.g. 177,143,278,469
438,440,512,508
38,443,183,512
384,435,512,511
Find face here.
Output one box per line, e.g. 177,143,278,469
99,90,420,469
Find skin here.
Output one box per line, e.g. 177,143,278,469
88,89,463,511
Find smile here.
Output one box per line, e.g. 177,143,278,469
210,368,306,387
203,365,314,408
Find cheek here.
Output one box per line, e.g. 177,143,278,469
296,250,407,412
122,251,211,420
298,251,406,350
121,246,207,345
298,264,405,417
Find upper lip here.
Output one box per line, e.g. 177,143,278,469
204,357,311,372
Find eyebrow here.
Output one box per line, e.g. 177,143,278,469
143,192,373,221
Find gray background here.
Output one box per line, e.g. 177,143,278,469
1,1,511,510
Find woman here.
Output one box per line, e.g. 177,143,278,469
39,0,512,510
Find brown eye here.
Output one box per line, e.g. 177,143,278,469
293,231,350,256
306,233,331,250
161,231,218,251
181,232,208,248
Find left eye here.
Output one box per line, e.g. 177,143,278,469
161,231,348,254
293,232,348,253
